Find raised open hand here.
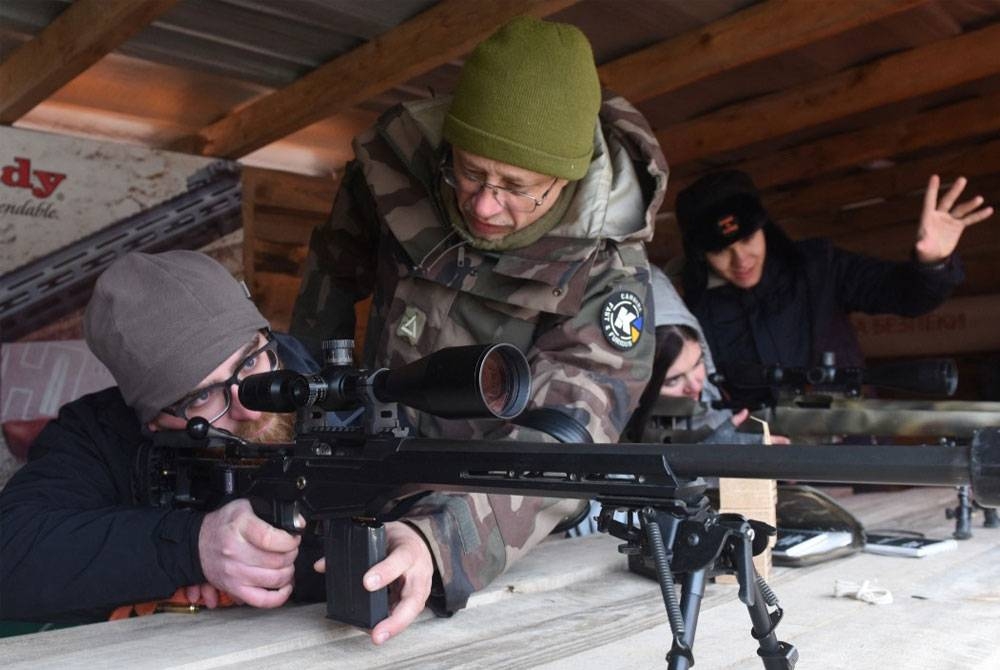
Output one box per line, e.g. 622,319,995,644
916,175,994,264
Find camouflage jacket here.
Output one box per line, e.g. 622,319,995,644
291,92,669,612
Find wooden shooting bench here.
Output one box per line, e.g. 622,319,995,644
3,486,998,670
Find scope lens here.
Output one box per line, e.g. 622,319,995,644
477,345,530,418
481,353,513,416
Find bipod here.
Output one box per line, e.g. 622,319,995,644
946,485,1000,539
981,503,1000,529
947,485,975,539
602,500,798,669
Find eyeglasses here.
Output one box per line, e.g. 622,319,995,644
440,164,559,213
163,332,279,424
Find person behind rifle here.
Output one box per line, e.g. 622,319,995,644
624,266,788,445
674,169,994,404
0,251,437,644
290,17,668,603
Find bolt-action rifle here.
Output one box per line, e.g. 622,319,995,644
710,353,1000,538
139,342,1000,670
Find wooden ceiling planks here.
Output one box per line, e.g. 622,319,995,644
654,20,1000,168
664,87,1000,214
3,0,999,298
764,138,1000,220
598,0,928,105
0,0,180,123
170,0,581,158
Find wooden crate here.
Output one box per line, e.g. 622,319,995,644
241,166,338,332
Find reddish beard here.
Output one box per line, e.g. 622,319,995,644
231,411,296,442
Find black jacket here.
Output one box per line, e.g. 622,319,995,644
0,334,317,623
690,238,963,395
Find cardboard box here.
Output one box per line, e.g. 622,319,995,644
716,477,777,581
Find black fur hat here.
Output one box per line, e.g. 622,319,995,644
675,169,768,254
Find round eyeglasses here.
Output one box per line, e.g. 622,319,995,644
440,165,558,214
162,333,279,424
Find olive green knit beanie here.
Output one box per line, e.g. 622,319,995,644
443,16,600,181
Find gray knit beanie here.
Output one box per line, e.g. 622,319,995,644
84,250,268,423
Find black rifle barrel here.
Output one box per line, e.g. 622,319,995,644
384,431,1000,507
654,443,970,486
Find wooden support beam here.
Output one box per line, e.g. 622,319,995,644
174,0,579,159
241,168,259,293
599,0,926,105
241,166,339,324
780,192,923,242
657,21,1000,167
668,90,1000,204
764,137,1000,220
0,0,179,123
242,166,337,213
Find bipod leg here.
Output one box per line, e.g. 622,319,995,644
973,498,999,529
983,506,999,528
641,509,699,670
726,526,798,669
743,568,798,669
946,485,974,539
669,569,708,670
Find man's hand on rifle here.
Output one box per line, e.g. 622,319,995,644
198,498,301,608
314,520,435,645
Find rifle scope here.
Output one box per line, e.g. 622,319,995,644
238,343,531,420
717,357,958,397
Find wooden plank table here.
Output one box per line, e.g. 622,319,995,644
3,486,999,669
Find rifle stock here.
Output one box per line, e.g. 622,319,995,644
758,398,1000,438
708,355,998,443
